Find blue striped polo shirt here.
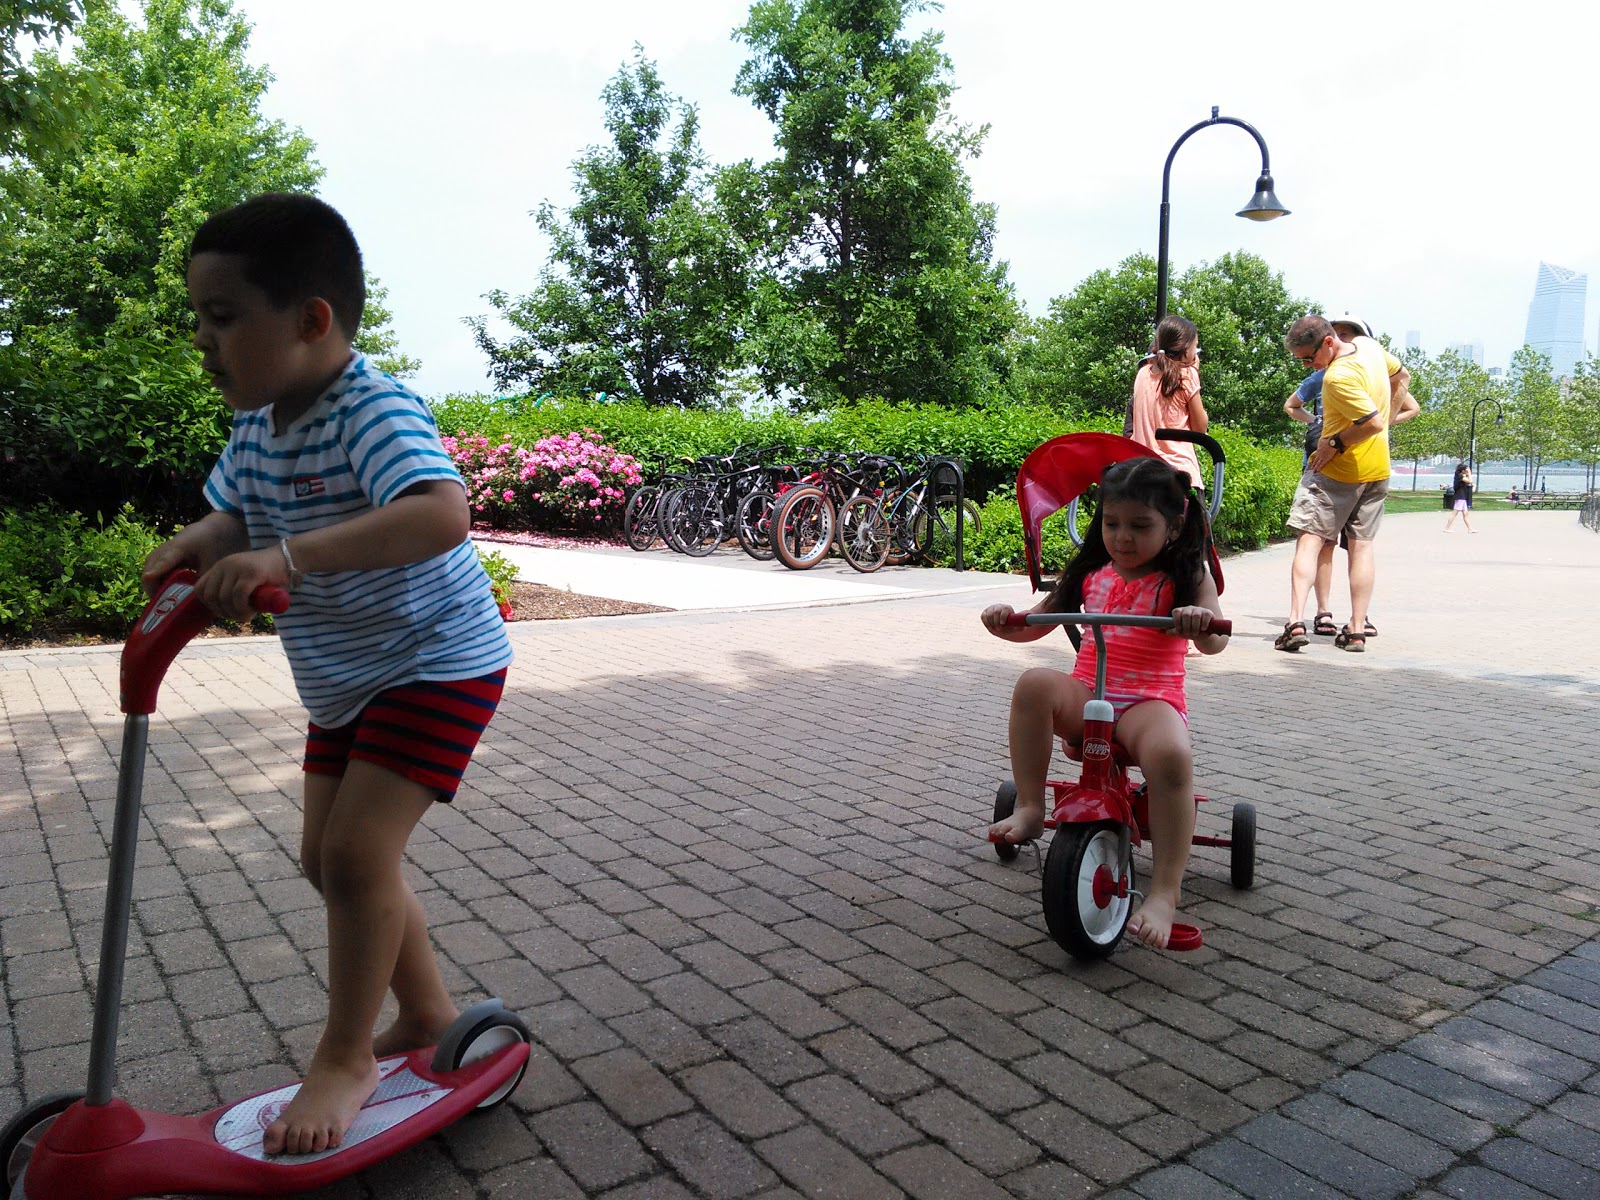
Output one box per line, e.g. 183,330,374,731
205,354,513,727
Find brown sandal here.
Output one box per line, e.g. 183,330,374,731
1312,611,1337,636
1334,625,1367,653
1274,621,1309,652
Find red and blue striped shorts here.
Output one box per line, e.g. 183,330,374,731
304,669,507,801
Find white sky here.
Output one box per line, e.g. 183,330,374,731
226,0,1600,397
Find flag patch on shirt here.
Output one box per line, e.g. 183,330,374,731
292,475,326,498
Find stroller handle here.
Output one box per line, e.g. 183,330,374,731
1153,427,1225,524
1005,612,1232,638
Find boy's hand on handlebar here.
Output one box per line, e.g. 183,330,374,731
141,541,195,598
196,548,289,621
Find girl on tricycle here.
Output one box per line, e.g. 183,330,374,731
982,454,1228,951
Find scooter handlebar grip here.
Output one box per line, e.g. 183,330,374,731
250,586,291,615
1208,618,1232,636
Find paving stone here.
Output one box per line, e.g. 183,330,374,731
1232,1112,1415,1199
572,1046,694,1127
895,1086,1036,1172
680,1060,804,1139
1184,1138,1349,1199
643,1111,779,1200
877,1143,1011,1200
753,1125,902,1200
1477,1135,1600,1199
533,1100,656,1192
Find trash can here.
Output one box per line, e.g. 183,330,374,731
1441,487,1455,510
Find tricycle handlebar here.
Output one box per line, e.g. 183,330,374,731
1004,612,1231,637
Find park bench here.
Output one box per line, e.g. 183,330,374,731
1510,491,1592,510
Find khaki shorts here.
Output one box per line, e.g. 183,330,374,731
1287,470,1388,542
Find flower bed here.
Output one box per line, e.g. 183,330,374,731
442,429,644,532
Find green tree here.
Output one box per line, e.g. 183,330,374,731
1,1,82,156
1565,357,1600,491
1387,345,1440,488
471,48,748,407
731,0,1018,408
1008,250,1312,440
1506,346,1563,488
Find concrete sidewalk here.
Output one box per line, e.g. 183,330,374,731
2,509,1597,1199
482,536,1022,612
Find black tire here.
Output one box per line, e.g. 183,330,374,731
1042,821,1133,960
992,781,1019,863
772,486,834,570
1230,802,1256,890
837,496,890,573
431,1001,532,1111
664,485,722,557
3,1090,83,1191
623,486,661,552
736,490,778,561
882,488,915,566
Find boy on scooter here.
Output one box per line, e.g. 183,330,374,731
142,194,513,1156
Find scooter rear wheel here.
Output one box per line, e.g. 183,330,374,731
1042,821,1132,960
2,1090,83,1193
431,1000,532,1110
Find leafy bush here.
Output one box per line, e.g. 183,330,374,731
0,326,228,524
0,505,164,638
476,546,519,608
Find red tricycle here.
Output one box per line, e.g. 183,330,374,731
988,430,1256,960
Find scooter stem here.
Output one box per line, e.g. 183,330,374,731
85,714,148,1106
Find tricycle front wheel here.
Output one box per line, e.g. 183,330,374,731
1042,820,1132,960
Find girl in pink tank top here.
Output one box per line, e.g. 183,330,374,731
981,456,1229,950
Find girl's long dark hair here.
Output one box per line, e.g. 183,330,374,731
1050,457,1208,612
1146,314,1198,399
1453,462,1470,486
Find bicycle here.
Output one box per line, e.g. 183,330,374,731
770,453,892,572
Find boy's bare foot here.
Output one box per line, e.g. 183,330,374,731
1127,892,1179,950
987,805,1046,844
263,1051,380,1156
371,1007,459,1059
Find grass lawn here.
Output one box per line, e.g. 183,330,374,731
1384,490,1518,514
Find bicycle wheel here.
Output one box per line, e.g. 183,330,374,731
883,488,918,566
837,495,890,573
772,486,834,570
623,486,661,552
911,495,982,565
665,485,723,557
736,490,778,561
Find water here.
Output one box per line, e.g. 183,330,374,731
1389,462,1593,493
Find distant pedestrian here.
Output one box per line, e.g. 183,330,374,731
1444,464,1476,532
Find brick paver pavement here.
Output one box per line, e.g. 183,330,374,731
2,509,1597,1198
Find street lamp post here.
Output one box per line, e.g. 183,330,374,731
1468,396,1504,483
1154,107,1290,325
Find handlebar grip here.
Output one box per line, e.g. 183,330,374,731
1001,613,1231,636
251,586,292,615
1004,613,1030,628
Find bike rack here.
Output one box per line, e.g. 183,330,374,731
931,457,967,572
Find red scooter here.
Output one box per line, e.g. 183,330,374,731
2,570,532,1200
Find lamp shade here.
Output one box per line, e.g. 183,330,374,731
1237,172,1289,221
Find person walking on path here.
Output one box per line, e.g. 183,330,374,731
1281,312,1415,639
1276,314,1399,654
1128,315,1209,492
1444,462,1477,532
142,194,514,1157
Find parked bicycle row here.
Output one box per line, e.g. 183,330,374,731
622,444,982,573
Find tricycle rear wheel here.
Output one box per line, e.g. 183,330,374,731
1230,803,1256,890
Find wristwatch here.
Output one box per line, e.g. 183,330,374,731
1327,433,1346,454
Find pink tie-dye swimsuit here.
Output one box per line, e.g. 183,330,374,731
1069,565,1188,722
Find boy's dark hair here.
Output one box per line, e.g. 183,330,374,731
189,193,365,338
1050,456,1208,613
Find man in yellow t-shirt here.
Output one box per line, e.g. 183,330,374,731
1275,314,1394,654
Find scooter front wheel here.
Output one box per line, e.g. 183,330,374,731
1042,821,1132,960
432,1000,532,1110
2,1090,83,1193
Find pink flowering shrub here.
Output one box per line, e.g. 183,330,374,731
442,430,643,531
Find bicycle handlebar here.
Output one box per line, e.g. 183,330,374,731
1004,612,1232,637
1153,427,1225,524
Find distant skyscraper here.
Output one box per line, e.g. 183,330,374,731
1447,340,1485,366
1524,261,1586,378
1405,330,1422,352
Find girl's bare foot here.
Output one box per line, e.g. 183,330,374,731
1127,892,1179,950
372,1007,459,1059
987,804,1046,844
263,1051,380,1156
